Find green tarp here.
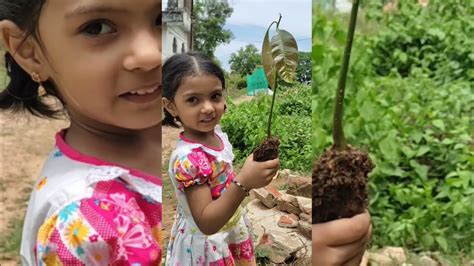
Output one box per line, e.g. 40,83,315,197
246,66,269,96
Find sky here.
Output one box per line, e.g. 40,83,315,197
215,0,312,71
163,0,312,71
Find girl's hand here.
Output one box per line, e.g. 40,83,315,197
235,154,279,190
312,211,372,266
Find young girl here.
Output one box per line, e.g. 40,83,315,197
0,0,163,264
162,52,279,265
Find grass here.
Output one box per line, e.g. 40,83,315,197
0,218,23,260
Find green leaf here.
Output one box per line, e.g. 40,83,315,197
271,29,299,83
379,133,400,163
416,146,430,157
421,234,434,247
262,22,276,90
435,236,448,251
432,119,445,131
410,160,428,179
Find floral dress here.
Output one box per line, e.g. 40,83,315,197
20,130,162,266
166,126,256,266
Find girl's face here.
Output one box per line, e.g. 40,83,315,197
37,0,162,129
170,74,226,136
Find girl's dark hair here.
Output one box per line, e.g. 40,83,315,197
162,51,226,128
0,0,64,118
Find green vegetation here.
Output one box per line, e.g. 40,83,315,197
221,84,312,173
313,0,473,259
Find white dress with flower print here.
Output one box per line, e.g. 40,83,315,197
165,126,256,266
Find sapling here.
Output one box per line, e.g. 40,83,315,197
253,14,299,162
312,0,375,223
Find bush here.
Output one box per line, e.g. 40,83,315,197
368,1,474,83
313,1,474,257
221,84,312,172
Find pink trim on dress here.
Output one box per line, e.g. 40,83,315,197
179,132,224,152
55,129,161,186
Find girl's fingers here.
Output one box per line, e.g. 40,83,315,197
313,211,371,247
336,223,372,262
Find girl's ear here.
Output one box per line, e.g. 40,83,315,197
162,97,178,117
0,20,49,81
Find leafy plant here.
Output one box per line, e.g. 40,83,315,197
313,0,474,257
221,85,312,172
252,14,299,162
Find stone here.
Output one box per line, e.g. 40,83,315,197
381,246,407,264
246,199,311,264
298,220,311,239
276,193,301,215
279,169,291,179
266,185,282,198
296,196,312,215
278,214,299,228
419,256,439,266
299,212,311,222
368,253,395,265
252,186,280,208
286,176,311,198
360,251,369,266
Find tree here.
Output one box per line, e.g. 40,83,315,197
193,0,234,59
229,44,261,76
296,51,312,84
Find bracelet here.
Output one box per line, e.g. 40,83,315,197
232,179,250,196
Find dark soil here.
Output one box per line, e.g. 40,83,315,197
312,145,374,224
253,137,280,162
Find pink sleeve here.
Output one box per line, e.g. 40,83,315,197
173,147,215,190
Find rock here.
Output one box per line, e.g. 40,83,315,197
299,212,311,222
246,199,311,264
381,246,407,264
279,169,291,179
278,214,299,228
368,253,395,265
298,220,311,239
266,185,282,198
360,251,369,266
252,186,281,208
286,176,311,198
276,193,301,215
419,256,439,266
296,196,312,215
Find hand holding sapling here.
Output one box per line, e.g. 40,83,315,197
312,0,375,224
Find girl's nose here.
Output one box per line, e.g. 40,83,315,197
123,29,162,72
201,101,214,114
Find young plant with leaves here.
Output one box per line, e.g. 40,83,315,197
312,0,374,223
253,14,299,162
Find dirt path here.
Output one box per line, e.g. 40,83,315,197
0,113,68,264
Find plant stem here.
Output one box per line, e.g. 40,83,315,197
266,14,282,138
267,75,278,138
332,0,359,151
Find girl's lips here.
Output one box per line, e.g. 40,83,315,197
120,85,161,103
200,117,215,123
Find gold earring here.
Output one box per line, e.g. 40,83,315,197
31,72,46,97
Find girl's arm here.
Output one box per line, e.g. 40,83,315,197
185,155,279,235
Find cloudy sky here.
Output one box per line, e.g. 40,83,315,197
163,0,312,71
216,0,312,71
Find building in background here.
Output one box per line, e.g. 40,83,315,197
163,0,193,59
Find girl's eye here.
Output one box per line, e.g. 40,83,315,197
212,93,223,100
81,21,115,36
187,97,198,104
